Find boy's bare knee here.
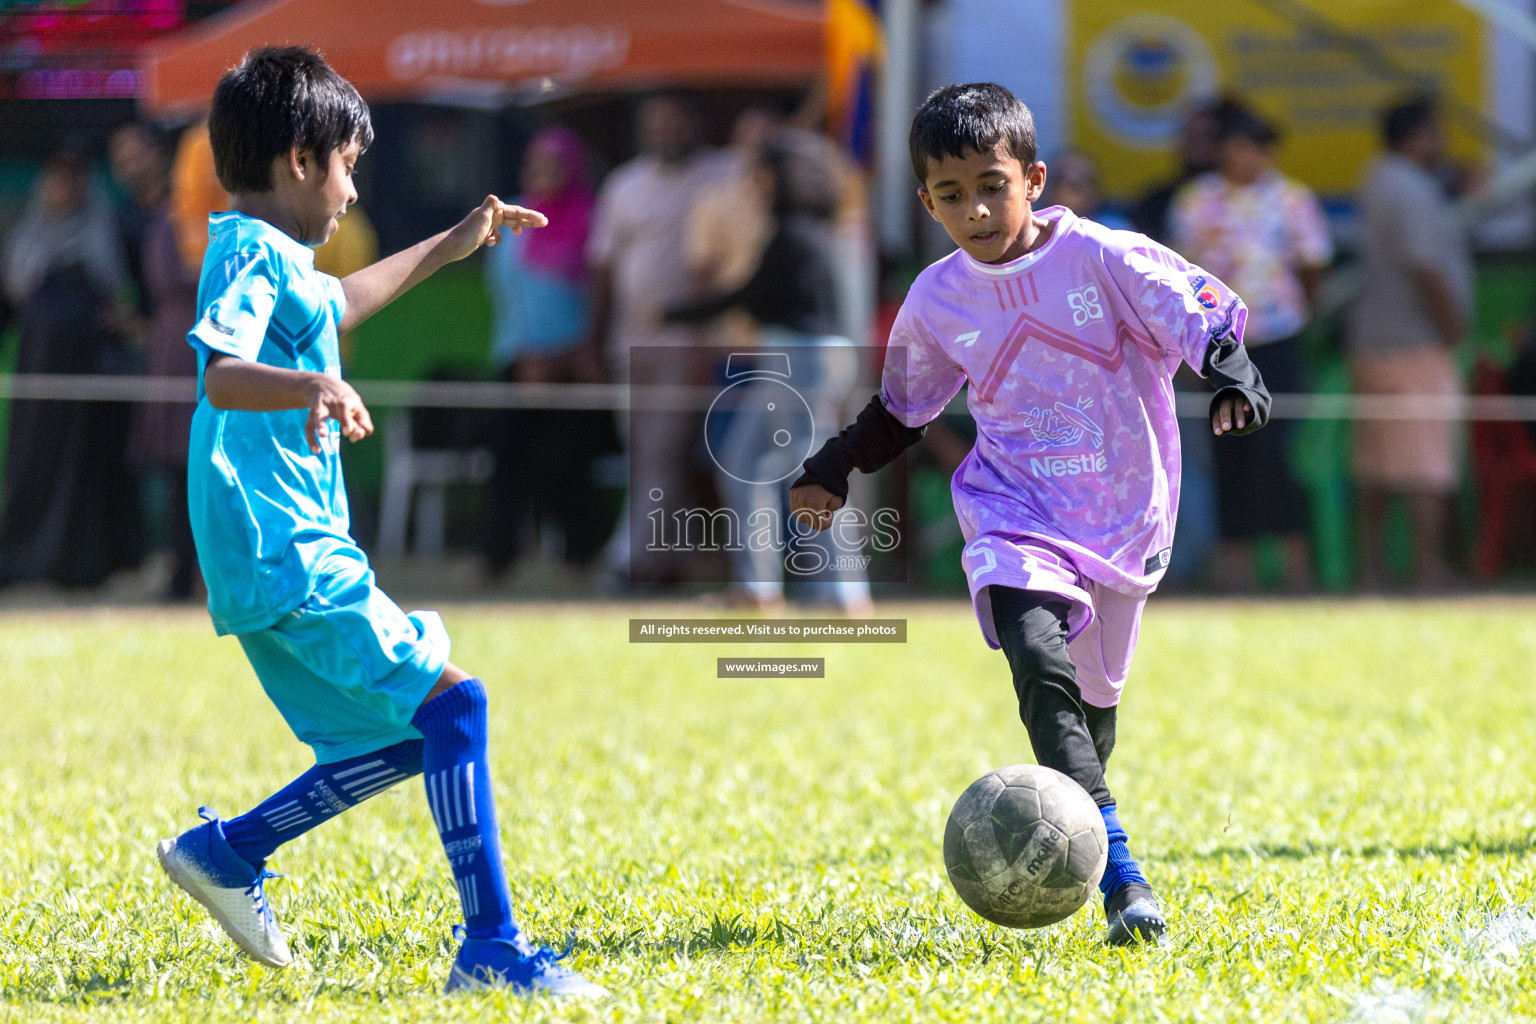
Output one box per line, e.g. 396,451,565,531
422,662,473,704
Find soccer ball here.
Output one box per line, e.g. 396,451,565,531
943,764,1108,929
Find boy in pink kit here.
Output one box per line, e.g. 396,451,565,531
791,84,1269,944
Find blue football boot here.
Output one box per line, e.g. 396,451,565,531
444,930,607,998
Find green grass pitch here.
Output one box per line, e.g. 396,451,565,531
2,600,1534,1022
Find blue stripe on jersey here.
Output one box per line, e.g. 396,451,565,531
269,303,328,359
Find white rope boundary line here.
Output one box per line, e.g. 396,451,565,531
0,374,632,410
1,374,1534,421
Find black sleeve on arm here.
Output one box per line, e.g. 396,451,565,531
1203,323,1271,436
790,393,927,500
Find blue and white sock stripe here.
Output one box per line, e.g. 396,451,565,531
465,763,476,826
343,768,409,802
455,875,480,917
261,798,314,831
307,757,412,804
425,763,478,835
332,759,386,781
426,771,445,833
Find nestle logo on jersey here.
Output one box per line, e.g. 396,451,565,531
1028,450,1108,477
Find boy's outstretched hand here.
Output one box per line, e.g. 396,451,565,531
306,376,373,454
338,196,548,333
438,195,548,263
789,482,844,532
1211,392,1254,436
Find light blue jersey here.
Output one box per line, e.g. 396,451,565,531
186,211,447,762
187,212,353,636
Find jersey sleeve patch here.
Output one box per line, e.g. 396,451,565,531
188,248,280,363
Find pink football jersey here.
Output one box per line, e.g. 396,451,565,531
881,207,1248,643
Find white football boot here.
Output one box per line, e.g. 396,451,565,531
156,807,292,968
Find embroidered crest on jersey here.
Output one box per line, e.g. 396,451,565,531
1190,275,1221,310
1066,285,1105,326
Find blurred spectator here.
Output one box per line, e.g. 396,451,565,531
588,94,729,372
587,94,729,583
1505,329,1536,449
1171,100,1332,591
481,126,616,577
1130,103,1221,243
1348,97,1470,591
1135,105,1225,584
0,143,143,587
1046,151,1131,231
667,129,870,613
168,120,229,271
109,122,168,320
112,123,204,601
685,107,779,350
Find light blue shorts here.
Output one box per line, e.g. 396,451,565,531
238,551,450,764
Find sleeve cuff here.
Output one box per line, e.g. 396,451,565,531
188,312,258,362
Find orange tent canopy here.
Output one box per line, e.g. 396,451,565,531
143,0,826,116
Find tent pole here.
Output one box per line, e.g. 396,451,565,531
877,0,919,258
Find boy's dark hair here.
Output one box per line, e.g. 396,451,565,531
209,45,373,193
1382,96,1437,150
1211,97,1278,147
908,82,1036,184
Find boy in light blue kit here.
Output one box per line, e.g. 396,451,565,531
154,45,605,999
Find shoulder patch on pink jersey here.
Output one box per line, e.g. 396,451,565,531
1190,275,1221,310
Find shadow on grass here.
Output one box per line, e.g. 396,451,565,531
1157,835,1534,864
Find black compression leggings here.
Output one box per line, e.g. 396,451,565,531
989,586,1117,809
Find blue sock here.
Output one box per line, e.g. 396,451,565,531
1099,804,1150,898
411,678,526,945
222,739,424,869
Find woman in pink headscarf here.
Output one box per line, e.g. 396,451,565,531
482,126,617,576
486,126,596,382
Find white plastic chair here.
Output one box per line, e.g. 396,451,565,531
377,409,494,559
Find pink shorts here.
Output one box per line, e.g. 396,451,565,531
963,535,1146,708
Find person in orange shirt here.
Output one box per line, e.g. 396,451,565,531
168,120,229,272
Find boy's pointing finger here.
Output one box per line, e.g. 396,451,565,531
498,202,548,233
515,206,548,227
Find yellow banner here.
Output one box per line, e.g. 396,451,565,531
1069,0,1486,199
